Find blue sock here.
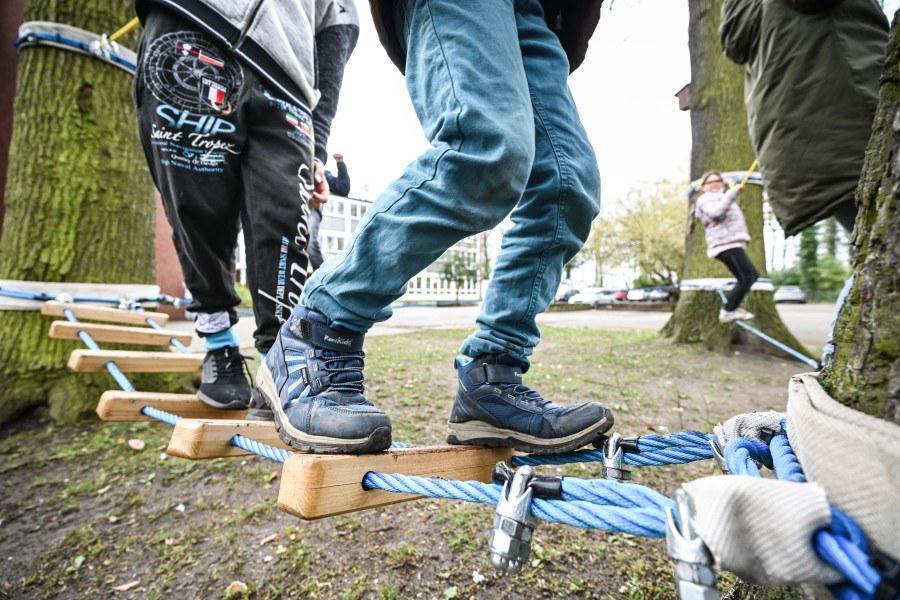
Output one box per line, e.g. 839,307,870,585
259,351,267,362
204,328,240,351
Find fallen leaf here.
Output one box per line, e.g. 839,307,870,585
113,580,140,592
127,439,145,451
226,581,248,597
258,533,278,547
174,503,185,512
268,471,279,483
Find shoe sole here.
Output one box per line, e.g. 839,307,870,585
446,410,613,455
244,406,274,422
256,363,391,454
197,391,251,411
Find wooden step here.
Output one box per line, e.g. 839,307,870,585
50,321,193,346
67,349,203,373
96,391,247,421
167,419,288,459
278,445,514,520
42,300,169,326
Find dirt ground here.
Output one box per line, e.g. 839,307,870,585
0,327,811,599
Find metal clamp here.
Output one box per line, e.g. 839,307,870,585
489,464,540,574
665,489,718,600
710,424,729,474
602,432,633,482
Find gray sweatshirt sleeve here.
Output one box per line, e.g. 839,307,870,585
313,0,360,163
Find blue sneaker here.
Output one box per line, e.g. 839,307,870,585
447,354,614,454
255,308,392,454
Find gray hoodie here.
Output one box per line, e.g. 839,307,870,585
136,0,359,121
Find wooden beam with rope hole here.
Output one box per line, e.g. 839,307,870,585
167,419,289,459
277,445,515,520
49,320,193,346
67,349,203,372
42,300,170,326
96,391,247,421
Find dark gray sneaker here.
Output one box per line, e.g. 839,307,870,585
245,387,274,421
447,354,614,454
197,346,252,410
255,308,392,454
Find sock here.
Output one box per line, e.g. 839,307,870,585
204,327,240,351
259,351,267,362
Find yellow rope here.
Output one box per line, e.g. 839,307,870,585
108,17,140,43
738,158,759,188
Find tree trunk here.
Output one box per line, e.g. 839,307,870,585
663,0,811,363
0,0,191,425
819,10,900,424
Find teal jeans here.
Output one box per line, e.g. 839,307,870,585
301,0,600,368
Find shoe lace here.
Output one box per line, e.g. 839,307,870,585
502,383,552,410
319,350,365,394
213,348,248,379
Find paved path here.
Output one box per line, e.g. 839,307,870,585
168,302,836,353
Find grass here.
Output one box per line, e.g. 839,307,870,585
0,326,810,599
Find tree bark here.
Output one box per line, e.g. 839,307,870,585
664,0,811,363
0,0,191,425
819,10,900,424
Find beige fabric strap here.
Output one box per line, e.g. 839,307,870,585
722,410,785,442
787,373,900,559
683,476,841,585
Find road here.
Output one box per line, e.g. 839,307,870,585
175,301,836,352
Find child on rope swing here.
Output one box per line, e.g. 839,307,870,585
132,0,358,414
691,171,759,324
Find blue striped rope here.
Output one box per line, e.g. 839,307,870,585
725,429,882,599
362,472,669,536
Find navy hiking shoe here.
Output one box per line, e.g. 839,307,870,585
197,346,252,410
447,354,614,454
255,308,392,454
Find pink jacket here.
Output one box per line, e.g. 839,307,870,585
695,188,751,258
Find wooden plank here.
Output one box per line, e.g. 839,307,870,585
278,445,514,520
96,391,248,422
67,349,203,373
50,321,193,346
42,300,169,326
167,419,289,459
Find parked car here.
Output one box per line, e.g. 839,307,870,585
626,289,648,302
568,288,617,308
647,289,672,302
613,290,628,301
554,288,581,303
774,285,807,303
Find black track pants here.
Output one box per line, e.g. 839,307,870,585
715,247,759,312
134,8,315,353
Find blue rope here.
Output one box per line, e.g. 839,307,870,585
15,32,137,72
726,429,882,599
140,405,182,426
145,318,191,353
64,308,136,393
362,472,669,536
636,431,714,450
230,434,292,463
512,431,715,468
